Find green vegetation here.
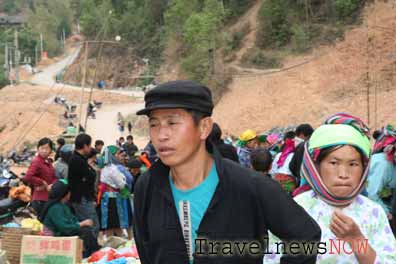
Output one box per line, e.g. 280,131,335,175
241,47,282,69
256,0,366,51
0,0,74,88
0,0,368,91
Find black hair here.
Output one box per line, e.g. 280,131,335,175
209,123,222,143
75,134,92,150
119,137,125,141
296,124,314,138
251,148,273,173
372,130,382,140
95,140,104,147
60,149,72,164
57,138,66,146
128,158,142,169
37,137,54,150
127,135,134,140
284,131,296,140
87,148,98,159
186,109,208,126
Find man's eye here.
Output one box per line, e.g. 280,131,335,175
149,123,158,128
330,161,337,165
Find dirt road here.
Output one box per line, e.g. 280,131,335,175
86,103,148,149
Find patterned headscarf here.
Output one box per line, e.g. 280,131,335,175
301,113,371,206
324,112,370,138
373,125,396,164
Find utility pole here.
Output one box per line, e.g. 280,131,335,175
14,30,19,84
9,52,13,86
40,33,43,57
4,43,8,77
63,28,66,49
78,41,89,134
35,45,38,66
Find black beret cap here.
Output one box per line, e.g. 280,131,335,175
136,80,214,116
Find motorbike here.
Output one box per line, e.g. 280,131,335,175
8,148,35,166
93,100,103,109
0,160,28,225
54,96,67,106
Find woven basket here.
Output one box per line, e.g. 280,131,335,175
0,227,39,264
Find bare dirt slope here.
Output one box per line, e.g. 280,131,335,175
213,1,396,136
0,83,137,153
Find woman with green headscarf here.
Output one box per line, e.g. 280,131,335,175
264,113,396,263
98,145,133,240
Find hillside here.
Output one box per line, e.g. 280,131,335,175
0,83,136,153
213,0,396,135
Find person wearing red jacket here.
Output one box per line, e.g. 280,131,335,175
24,138,57,215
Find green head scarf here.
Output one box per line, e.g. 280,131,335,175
309,124,370,159
301,113,371,207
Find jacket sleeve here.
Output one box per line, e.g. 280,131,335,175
366,159,393,214
47,205,80,236
68,157,79,188
24,159,45,186
133,172,151,264
255,176,321,264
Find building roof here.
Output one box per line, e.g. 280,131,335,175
0,13,27,25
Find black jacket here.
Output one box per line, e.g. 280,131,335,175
68,151,96,203
123,142,139,157
214,140,239,163
133,148,321,264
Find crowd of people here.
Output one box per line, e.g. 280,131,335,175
21,79,396,263
23,132,155,257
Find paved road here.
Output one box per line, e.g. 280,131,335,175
30,46,147,145
30,47,145,98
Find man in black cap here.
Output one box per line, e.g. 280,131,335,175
133,80,321,263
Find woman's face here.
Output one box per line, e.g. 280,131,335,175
319,145,364,197
115,150,127,164
246,138,258,149
62,192,71,203
38,144,52,159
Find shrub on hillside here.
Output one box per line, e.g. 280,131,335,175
241,48,282,69
256,0,291,48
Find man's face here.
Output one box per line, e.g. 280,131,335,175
127,139,133,144
95,144,103,153
148,109,212,167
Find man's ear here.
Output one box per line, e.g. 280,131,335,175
199,117,213,140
